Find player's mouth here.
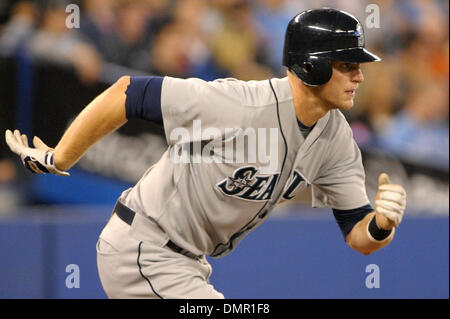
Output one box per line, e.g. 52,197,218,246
345,89,357,97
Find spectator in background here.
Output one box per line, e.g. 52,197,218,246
0,158,25,215
208,0,273,81
171,0,227,80
0,1,37,56
369,0,448,169
92,0,173,71
149,0,228,80
79,0,117,52
149,22,191,78
376,80,449,170
98,0,153,70
342,0,449,164
250,0,298,76
27,0,102,83
399,7,449,87
0,94,23,214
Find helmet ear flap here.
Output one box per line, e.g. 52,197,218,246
290,56,332,86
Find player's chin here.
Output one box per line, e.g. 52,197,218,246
338,97,355,110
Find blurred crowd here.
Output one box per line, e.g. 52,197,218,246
0,0,448,211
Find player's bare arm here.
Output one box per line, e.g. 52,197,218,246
5,76,131,173
54,76,130,170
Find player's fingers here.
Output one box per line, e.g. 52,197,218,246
33,136,51,151
5,129,13,140
14,129,26,146
5,129,15,146
378,190,405,203
21,134,29,147
378,173,390,186
13,129,21,144
5,129,22,154
375,199,404,214
379,184,406,196
376,207,401,226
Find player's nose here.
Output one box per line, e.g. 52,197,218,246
352,68,364,83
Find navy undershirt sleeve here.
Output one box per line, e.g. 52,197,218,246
332,204,374,239
125,76,163,124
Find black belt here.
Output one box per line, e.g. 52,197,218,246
113,201,200,259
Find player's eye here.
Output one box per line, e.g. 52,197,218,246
341,63,359,72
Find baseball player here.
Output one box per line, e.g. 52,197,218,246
5,8,406,299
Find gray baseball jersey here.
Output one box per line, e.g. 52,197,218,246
120,76,369,258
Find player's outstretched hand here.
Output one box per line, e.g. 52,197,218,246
5,129,69,176
375,173,406,229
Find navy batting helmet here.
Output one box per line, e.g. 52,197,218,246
282,8,381,86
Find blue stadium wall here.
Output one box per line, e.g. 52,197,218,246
0,206,447,299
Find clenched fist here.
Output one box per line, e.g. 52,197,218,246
375,173,406,229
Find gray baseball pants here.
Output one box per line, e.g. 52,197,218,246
96,211,224,299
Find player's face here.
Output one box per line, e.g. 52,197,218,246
317,61,364,110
